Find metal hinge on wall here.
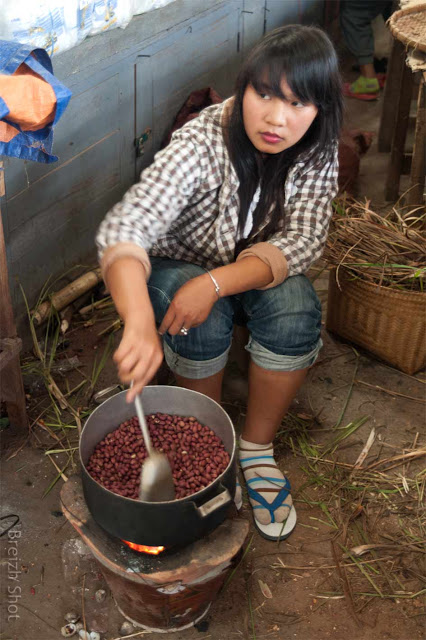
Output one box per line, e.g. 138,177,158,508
134,127,152,158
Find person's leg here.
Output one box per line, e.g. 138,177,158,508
242,364,308,444
237,275,322,539
148,257,234,400
359,62,376,79
340,0,390,99
174,369,224,404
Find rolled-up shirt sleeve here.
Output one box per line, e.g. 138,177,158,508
238,147,339,287
96,129,203,280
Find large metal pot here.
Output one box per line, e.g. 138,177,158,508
80,386,236,547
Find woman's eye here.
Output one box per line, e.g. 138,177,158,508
291,100,305,108
259,93,271,100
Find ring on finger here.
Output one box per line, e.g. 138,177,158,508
179,326,189,336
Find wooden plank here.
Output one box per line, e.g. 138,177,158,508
407,77,426,207
265,0,299,30
135,56,154,180
0,165,15,338
53,1,230,87
7,131,121,239
0,164,28,428
8,74,123,196
385,61,414,201
152,13,236,105
378,39,406,153
241,0,265,53
6,67,133,213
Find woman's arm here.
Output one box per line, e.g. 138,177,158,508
97,128,212,401
106,257,163,402
96,129,204,281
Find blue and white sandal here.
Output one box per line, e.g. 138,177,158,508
247,477,297,541
239,437,297,541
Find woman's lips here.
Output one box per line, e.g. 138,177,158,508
260,132,283,144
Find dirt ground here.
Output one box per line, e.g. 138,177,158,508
1,20,425,640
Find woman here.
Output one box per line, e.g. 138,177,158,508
96,24,343,540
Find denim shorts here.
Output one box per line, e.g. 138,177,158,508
148,257,322,379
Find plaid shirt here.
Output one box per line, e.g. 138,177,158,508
96,100,339,279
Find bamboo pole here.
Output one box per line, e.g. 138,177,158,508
32,268,102,326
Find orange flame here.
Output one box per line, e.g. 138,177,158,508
122,539,165,555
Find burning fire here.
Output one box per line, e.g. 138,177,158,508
122,539,165,555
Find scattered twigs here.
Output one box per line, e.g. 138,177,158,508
364,450,426,472
109,631,150,640
322,416,369,457
272,555,394,571
346,543,425,556
335,353,359,428
313,589,426,600
275,403,425,616
350,428,376,475
21,283,83,436
354,379,426,404
97,317,122,337
331,540,361,626
79,296,113,316
86,334,114,400
45,454,68,482
246,574,257,640
15,603,59,634
5,436,30,461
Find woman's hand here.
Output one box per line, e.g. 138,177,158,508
114,312,163,402
159,274,218,336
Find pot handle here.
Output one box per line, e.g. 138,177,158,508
196,487,232,518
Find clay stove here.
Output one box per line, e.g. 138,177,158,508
61,476,249,633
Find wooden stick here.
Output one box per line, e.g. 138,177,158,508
46,454,68,482
364,449,426,471
32,268,102,326
355,379,426,404
79,296,113,315
350,428,376,476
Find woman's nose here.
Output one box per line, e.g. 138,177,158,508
266,101,288,127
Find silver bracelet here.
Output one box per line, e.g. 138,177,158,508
207,271,221,299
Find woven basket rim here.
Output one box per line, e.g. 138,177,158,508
388,3,426,52
331,267,426,299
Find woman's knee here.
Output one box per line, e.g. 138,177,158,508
244,275,322,355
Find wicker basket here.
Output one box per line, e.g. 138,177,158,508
388,3,426,52
326,269,426,374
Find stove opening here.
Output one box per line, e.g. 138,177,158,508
122,539,166,555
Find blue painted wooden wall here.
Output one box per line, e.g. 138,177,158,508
2,0,324,334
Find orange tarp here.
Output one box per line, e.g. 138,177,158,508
0,62,56,142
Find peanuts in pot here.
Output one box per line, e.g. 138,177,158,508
86,413,230,500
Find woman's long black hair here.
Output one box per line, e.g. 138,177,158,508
227,24,343,254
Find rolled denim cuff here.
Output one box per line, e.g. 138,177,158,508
163,339,230,379
245,337,323,371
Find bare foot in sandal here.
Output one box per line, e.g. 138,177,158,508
239,437,297,541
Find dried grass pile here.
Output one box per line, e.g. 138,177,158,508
323,198,426,291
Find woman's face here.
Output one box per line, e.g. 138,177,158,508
242,76,318,154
